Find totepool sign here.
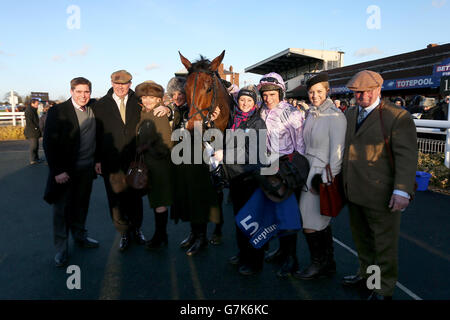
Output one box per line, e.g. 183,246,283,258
384,76,436,90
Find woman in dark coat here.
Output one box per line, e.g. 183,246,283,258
166,77,222,256
135,81,173,249
213,87,267,275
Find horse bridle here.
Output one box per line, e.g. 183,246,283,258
186,71,218,129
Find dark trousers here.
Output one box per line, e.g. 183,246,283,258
348,202,401,297
230,177,265,269
53,167,94,254
28,138,39,162
103,173,143,234
213,191,224,234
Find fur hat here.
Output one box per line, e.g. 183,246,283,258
167,77,186,96
135,82,164,99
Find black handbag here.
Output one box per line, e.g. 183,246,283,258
126,153,148,191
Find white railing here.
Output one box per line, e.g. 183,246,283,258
414,118,450,168
418,138,446,153
0,112,25,126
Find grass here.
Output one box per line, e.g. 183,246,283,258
417,152,450,191
0,126,26,140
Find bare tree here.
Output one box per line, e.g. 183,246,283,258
3,91,22,103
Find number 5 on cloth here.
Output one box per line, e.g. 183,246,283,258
235,188,302,249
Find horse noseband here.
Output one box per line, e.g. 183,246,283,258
187,71,217,129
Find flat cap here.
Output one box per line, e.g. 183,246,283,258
346,70,383,91
306,72,329,90
111,70,132,84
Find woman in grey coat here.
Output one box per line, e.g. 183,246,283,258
295,72,347,280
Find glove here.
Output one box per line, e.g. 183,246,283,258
311,174,322,194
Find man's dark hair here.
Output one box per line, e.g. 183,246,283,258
70,77,92,92
31,99,39,105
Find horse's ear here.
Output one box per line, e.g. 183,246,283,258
210,50,225,72
179,51,191,70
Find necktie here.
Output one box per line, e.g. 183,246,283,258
357,108,367,125
119,97,126,124
80,106,86,112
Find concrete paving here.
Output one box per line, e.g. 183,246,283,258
0,140,448,300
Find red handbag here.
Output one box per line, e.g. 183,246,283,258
319,164,346,217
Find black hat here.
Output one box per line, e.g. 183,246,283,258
237,88,257,104
306,72,329,90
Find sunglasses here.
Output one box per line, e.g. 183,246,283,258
260,77,281,85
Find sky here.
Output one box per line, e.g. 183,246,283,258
0,0,449,101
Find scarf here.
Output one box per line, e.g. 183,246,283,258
231,105,256,131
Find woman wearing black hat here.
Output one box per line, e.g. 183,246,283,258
294,72,347,280
213,87,267,275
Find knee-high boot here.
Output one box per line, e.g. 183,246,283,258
322,225,336,274
146,210,168,249
294,228,333,280
276,233,299,278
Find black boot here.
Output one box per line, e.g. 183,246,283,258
186,233,208,256
276,233,299,278
186,223,208,256
294,230,328,280
265,237,286,263
322,225,336,275
180,232,196,248
210,223,223,245
146,210,168,249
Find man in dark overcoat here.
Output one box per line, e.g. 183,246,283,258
43,77,99,267
24,99,42,164
93,70,144,251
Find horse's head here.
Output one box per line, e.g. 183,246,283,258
179,50,232,132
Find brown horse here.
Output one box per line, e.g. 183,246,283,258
179,50,233,132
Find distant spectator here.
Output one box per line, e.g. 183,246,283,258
292,99,298,107
440,95,449,120
162,93,172,106
24,99,42,165
421,97,445,120
339,100,348,113
406,95,424,114
333,99,341,109
297,100,310,113
393,97,406,109
39,101,56,133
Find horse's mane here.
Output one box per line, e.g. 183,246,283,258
189,55,212,74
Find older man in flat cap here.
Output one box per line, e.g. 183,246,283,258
93,70,146,251
341,70,417,300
